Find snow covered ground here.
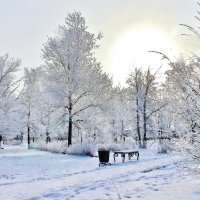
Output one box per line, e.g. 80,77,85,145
0,144,199,200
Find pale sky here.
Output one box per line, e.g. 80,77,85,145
0,0,198,85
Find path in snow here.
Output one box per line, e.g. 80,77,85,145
0,144,199,200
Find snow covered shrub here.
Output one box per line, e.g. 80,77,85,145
172,134,200,175
30,140,67,153
156,142,169,154
30,140,97,156
4,139,22,146
149,139,171,154
30,138,136,157
66,142,97,157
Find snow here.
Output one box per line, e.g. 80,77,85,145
0,145,199,200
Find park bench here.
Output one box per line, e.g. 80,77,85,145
113,150,139,163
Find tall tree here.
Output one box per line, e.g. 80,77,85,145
19,68,42,148
0,54,21,136
127,67,166,148
127,68,143,147
42,12,112,146
165,58,200,129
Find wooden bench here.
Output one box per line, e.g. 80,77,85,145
113,150,139,162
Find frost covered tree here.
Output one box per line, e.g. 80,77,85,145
164,58,200,168
19,68,44,148
127,68,143,147
0,54,21,136
107,86,131,142
127,68,166,148
42,12,112,146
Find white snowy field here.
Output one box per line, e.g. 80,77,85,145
0,144,199,200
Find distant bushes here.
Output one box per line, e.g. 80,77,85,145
67,142,97,157
148,139,172,154
4,139,22,146
30,138,137,157
30,137,174,156
30,141,67,154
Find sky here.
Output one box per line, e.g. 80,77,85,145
0,0,198,85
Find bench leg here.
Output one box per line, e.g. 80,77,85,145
136,152,139,160
113,154,116,162
121,153,125,162
128,153,131,160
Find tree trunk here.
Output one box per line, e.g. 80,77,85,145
136,97,142,148
68,95,73,146
143,98,147,148
81,132,83,143
121,120,124,141
27,125,30,149
68,116,72,146
158,128,163,145
27,109,31,149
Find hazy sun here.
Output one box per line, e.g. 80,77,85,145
107,26,179,85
